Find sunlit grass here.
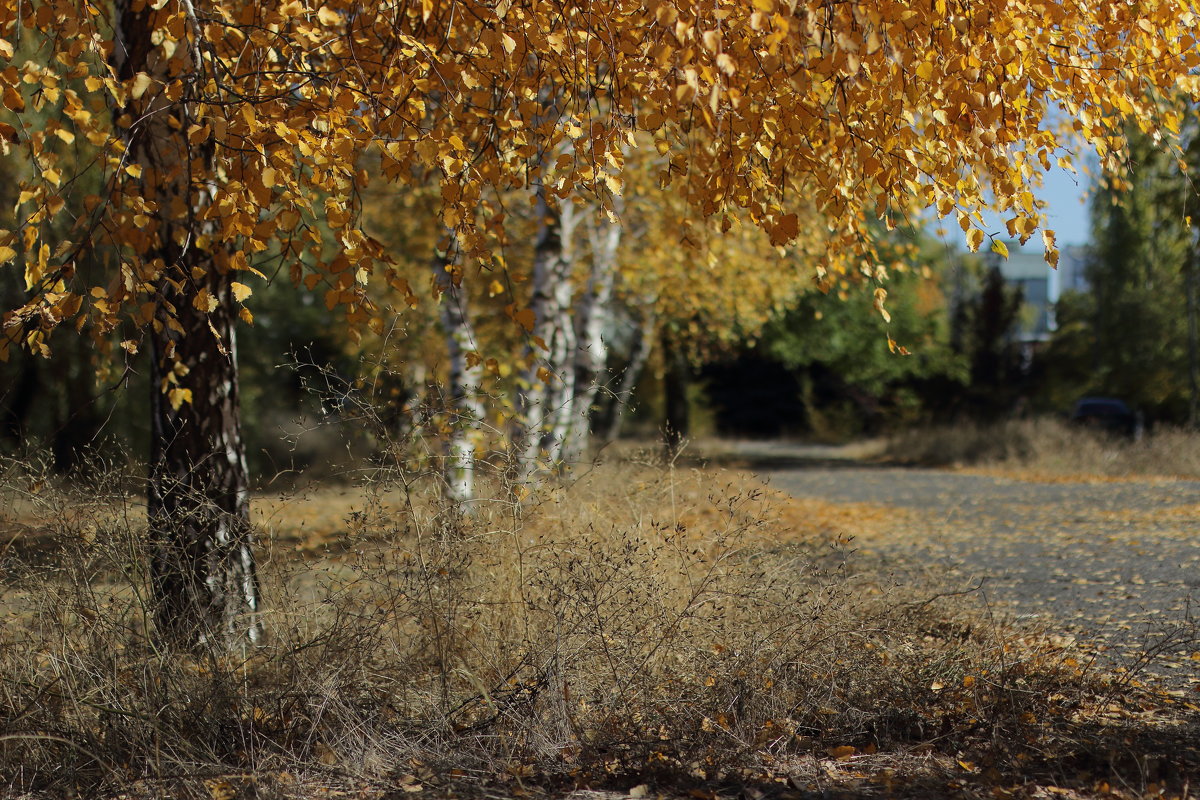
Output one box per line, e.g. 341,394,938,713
0,453,1194,799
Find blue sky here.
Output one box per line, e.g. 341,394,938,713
1031,163,1093,246
940,148,1098,251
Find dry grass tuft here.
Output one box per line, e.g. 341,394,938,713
1,453,1194,799
887,417,1200,480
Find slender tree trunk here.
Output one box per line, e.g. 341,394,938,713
539,202,580,465
116,0,259,646
148,273,259,646
514,188,578,483
661,328,690,458
432,237,483,508
561,210,620,468
601,305,655,444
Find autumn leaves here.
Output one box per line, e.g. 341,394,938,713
1,1,1199,435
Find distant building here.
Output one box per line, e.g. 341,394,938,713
985,243,1090,343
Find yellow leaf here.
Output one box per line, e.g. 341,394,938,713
168,387,192,410
231,282,252,302
1045,246,1059,269
130,72,153,100
192,288,218,312
513,307,536,332
965,228,984,252
0,245,14,263
874,287,891,323
54,129,75,144
317,6,340,25
3,85,25,112
991,240,1009,259
188,124,210,145
769,213,799,246
125,163,143,179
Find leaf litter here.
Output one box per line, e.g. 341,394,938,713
3,455,1200,799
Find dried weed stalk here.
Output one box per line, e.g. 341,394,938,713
0,445,1144,799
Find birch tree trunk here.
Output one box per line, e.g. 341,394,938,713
514,188,578,483
116,0,260,646
560,211,620,467
432,239,484,508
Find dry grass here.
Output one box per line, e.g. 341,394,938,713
1,452,1195,799
886,417,1200,481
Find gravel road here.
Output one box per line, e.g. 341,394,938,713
729,442,1200,688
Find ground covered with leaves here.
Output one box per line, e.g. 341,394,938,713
1,451,1197,799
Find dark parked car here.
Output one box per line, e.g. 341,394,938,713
1069,397,1142,438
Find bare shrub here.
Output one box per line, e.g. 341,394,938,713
887,417,1200,479
0,452,1144,798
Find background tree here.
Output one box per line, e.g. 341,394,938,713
1086,122,1198,422
701,229,965,439
6,0,1200,645
952,265,1027,420
1035,113,1200,426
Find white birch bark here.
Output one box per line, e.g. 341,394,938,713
115,0,260,647
432,238,483,509
515,188,579,482
560,210,621,467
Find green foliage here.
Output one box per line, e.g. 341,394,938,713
1029,288,1097,414
765,274,958,399
1039,119,1200,424
949,265,1028,419
705,230,968,439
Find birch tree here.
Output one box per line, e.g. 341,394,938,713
560,209,622,466
5,0,1200,643
512,189,580,483
431,237,483,509
117,0,261,644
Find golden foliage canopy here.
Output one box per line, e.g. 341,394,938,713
2,0,1198,358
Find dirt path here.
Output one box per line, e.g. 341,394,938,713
727,441,1200,689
